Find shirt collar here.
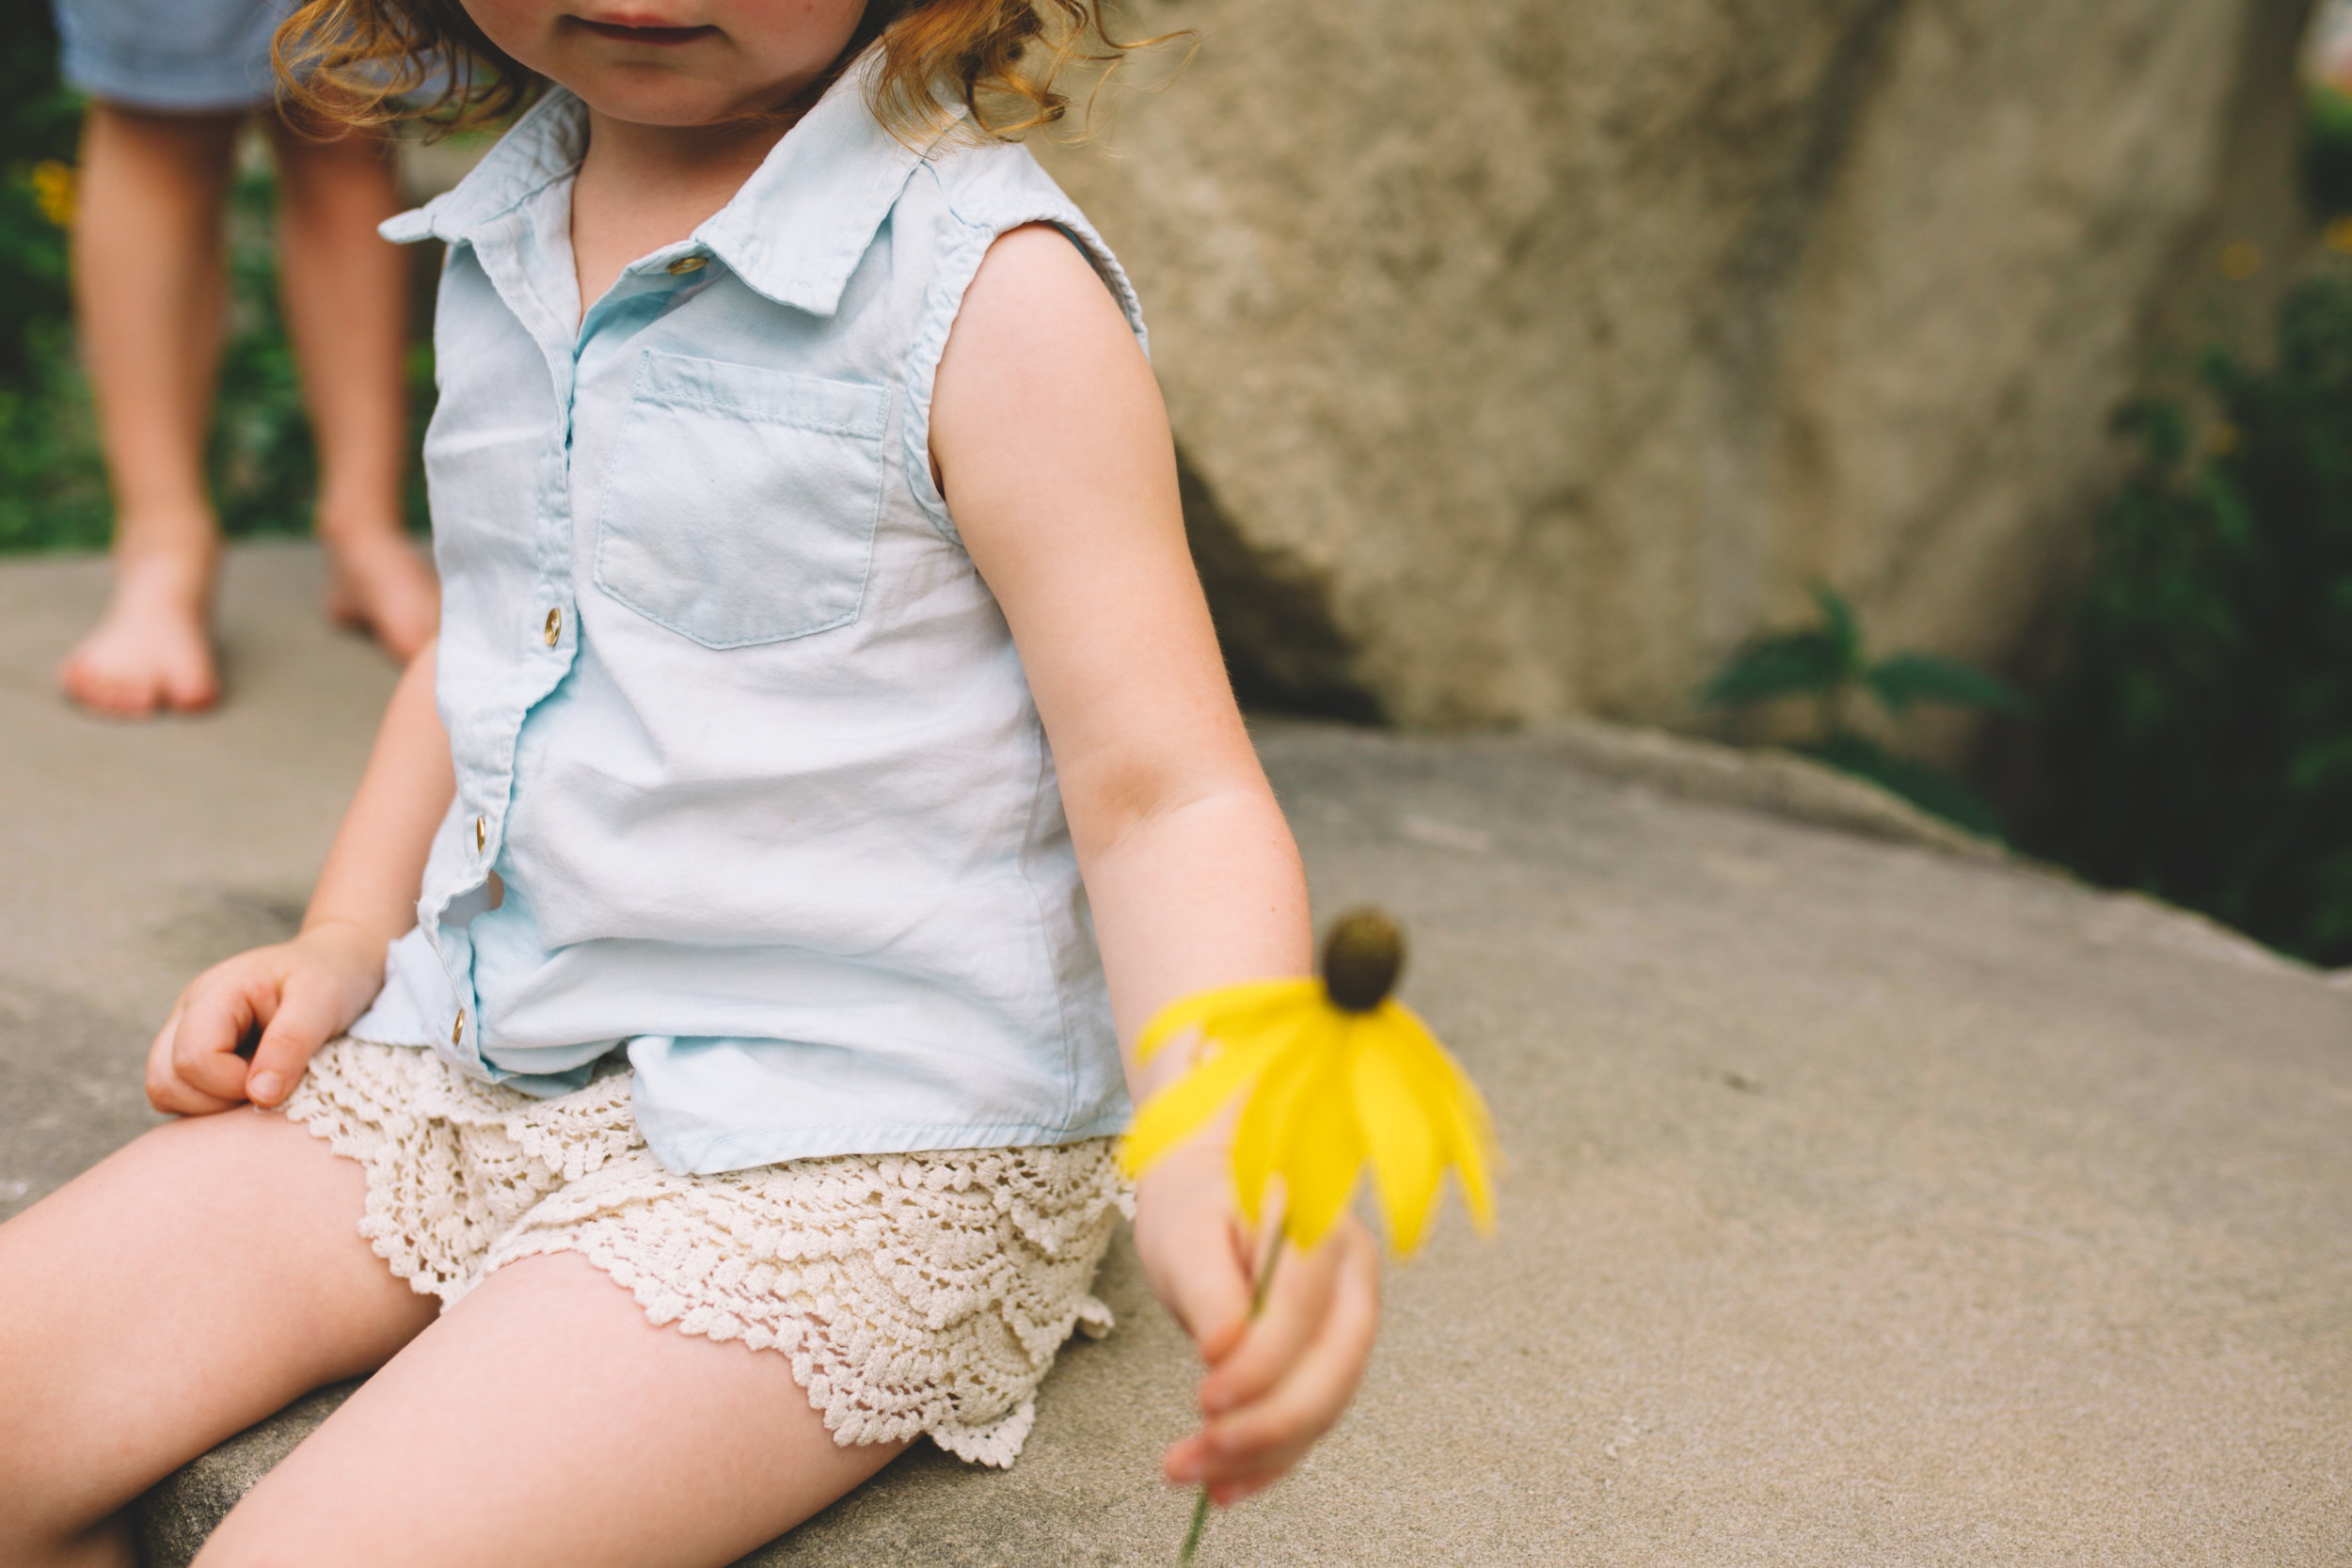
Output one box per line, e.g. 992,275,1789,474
380,49,950,318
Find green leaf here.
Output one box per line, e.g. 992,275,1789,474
1864,652,2027,717
1809,583,1865,673
1699,631,1847,710
1804,735,2007,840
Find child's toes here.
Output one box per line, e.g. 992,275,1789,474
59,637,163,718
160,646,222,712
60,546,218,719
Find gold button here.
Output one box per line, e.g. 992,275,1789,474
666,255,707,275
451,1009,465,1045
474,815,486,853
543,607,562,646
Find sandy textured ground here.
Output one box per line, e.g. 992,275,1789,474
2,544,2346,1566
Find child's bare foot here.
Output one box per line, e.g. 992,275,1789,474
324,527,439,661
57,543,222,718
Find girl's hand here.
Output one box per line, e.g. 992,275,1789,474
144,920,389,1116
1131,1139,1381,1508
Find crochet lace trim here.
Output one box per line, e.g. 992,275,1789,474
282,1037,1127,1466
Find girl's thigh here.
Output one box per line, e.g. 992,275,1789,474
195,1251,910,1568
0,1110,437,1545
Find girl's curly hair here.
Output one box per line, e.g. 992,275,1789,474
273,1,1151,143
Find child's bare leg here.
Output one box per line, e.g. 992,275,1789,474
57,104,243,719
0,1111,438,1568
266,110,438,662
195,1252,908,1568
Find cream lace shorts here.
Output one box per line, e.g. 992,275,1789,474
280,1037,1128,1467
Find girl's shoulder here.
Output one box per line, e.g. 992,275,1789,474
899,135,1144,349
909,132,1083,233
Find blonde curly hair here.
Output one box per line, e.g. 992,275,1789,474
273,0,1147,143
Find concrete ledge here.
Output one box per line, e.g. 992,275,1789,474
5,546,2348,1564
1515,716,2008,862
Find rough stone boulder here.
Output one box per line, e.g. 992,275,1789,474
3,548,2346,1561
1035,0,2312,725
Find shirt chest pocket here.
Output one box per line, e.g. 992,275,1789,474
594,350,892,649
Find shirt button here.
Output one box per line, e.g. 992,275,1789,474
544,607,563,646
666,255,707,275
451,1008,466,1045
473,815,486,853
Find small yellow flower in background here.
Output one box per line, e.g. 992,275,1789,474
2327,216,2352,257
28,161,76,230
2218,241,2262,281
1119,908,1497,1257
2206,422,2241,458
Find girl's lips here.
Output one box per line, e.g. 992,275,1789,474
576,19,717,45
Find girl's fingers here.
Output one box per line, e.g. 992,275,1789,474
1196,1231,1340,1416
1167,1428,1314,1492
1193,1222,1379,1475
148,1067,245,1117
143,999,188,1108
170,966,272,1104
1143,1183,1254,1363
146,997,244,1116
244,977,342,1107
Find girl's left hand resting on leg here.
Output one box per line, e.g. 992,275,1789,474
932,222,1380,1508
148,637,456,1117
147,919,400,1114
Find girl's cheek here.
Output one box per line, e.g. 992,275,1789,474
453,0,554,74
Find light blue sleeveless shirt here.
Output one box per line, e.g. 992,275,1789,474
349,60,1140,1176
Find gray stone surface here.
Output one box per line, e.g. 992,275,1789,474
1036,0,2313,727
4,546,2349,1564
0,543,397,1226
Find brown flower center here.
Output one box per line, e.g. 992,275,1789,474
1321,908,1405,1012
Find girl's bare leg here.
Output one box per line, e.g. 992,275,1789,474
0,1111,439,1568
266,111,438,661
57,104,243,719
195,1252,909,1568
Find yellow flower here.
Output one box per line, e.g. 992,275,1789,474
28,161,76,230
1118,909,1497,1256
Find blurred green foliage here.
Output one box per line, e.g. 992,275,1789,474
2303,85,2352,219
0,4,107,551
0,3,431,553
1700,583,2026,840
2028,273,2352,967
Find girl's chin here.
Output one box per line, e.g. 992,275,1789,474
569,78,779,129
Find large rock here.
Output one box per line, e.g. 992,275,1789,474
1036,0,2313,725
2,547,2346,1563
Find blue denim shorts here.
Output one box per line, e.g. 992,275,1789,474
54,0,296,113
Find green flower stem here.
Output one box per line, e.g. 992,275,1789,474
1177,1239,1284,1566
1179,1490,1212,1565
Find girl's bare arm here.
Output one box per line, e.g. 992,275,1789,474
146,641,454,1115
932,225,1379,1507
303,639,456,948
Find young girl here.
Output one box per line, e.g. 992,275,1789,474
0,1,1379,1563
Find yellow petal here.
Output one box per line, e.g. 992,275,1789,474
1274,1024,1366,1252
1118,1025,1287,1179
1232,1012,1337,1226
1135,978,1320,1066
1384,1001,1499,1233
1351,1019,1446,1254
